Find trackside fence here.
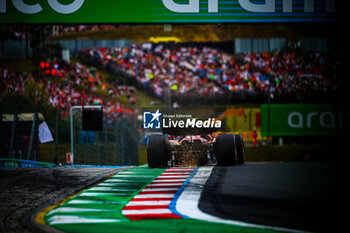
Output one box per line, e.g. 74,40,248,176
73,117,139,166
0,99,139,166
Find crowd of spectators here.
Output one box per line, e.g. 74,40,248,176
59,25,116,34
1,42,344,118
81,43,343,105
1,60,137,123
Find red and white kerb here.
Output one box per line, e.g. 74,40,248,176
122,167,194,220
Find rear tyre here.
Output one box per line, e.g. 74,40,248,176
215,134,237,166
147,135,168,168
234,134,245,165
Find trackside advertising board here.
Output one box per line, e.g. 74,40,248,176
0,158,54,168
0,0,341,23
261,104,350,136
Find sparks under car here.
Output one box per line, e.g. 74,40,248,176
147,127,245,168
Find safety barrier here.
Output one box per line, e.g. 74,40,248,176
0,158,54,169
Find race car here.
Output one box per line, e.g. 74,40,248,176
147,127,245,168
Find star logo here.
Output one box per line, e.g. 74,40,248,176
143,110,162,129
150,109,162,123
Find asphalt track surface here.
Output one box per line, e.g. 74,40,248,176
0,162,343,233
199,162,341,233
0,166,127,233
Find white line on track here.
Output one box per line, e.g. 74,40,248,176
162,172,192,174
151,179,186,183
48,207,115,214
67,200,126,205
122,209,173,215
112,175,156,178
87,187,138,191
126,200,172,206
166,169,194,172
118,171,158,174
95,183,137,186
176,166,312,233
147,183,183,187
79,192,131,196
154,175,190,178
47,215,125,224
133,194,175,199
105,179,148,183
142,188,179,192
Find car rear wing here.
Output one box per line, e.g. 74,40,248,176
163,127,217,136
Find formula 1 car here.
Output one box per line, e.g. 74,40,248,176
147,127,245,168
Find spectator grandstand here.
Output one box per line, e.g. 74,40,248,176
0,60,136,122
80,43,344,105
1,42,345,116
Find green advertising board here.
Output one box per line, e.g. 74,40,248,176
0,0,341,24
261,104,350,136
